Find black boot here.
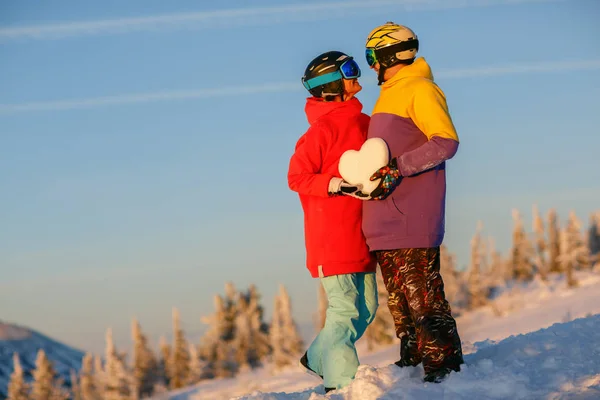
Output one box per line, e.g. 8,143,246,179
423,367,452,383
299,352,323,379
394,334,422,368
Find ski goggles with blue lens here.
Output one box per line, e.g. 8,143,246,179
365,48,377,67
302,58,361,90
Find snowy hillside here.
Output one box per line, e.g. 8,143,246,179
0,322,84,399
156,270,600,400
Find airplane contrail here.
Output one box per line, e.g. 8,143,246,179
1,59,598,114
0,0,574,41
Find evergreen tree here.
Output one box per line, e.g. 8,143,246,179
79,353,98,400
103,328,132,400
93,355,105,399
270,285,304,367
168,307,190,390
233,296,253,373
587,212,600,268
277,285,303,356
198,295,230,379
31,349,65,400
440,244,459,305
559,211,590,287
157,336,171,389
187,343,205,385
547,208,562,273
510,209,535,281
467,221,489,309
131,318,158,399
234,285,271,371
364,271,394,350
198,283,271,379
70,369,81,400
269,294,285,369
532,204,548,280
487,237,507,290
7,353,29,400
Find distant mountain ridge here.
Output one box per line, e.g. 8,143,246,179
0,320,84,399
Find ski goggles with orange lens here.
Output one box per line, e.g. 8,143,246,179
302,58,361,90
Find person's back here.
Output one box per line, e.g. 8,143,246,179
287,50,378,393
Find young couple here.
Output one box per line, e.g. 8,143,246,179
287,22,465,393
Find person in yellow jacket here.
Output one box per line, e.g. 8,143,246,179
362,22,464,383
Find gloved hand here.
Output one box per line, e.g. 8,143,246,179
369,158,402,200
328,177,371,200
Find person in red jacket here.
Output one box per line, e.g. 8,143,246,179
288,50,378,393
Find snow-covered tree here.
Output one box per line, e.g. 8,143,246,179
467,221,489,309
187,343,205,385
131,318,158,398
103,328,132,400
270,285,304,368
559,211,590,287
276,285,303,356
70,369,81,400
157,336,171,389
487,237,507,289
93,355,105,399
440,245,459,305
509,209,535,281
233,285,271,371
364,271,394,350
167,308,190,390
587,212,600,268
269,294,285,369
199,283,271,378
547,208,562,273
532,204,548,280
7,353,29,400
79,353,98,400
198,294,232,379
31,349,67,400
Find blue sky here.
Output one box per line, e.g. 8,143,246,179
0,0,599,354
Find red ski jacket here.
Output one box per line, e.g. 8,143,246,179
288,97,376,278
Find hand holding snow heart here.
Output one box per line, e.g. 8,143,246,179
338,138,390,197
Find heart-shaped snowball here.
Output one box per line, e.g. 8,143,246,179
338,138,390,196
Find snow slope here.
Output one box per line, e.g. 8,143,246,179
0,321,84,399
158,270,600,400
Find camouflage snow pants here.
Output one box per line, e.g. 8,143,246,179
376,247,464,374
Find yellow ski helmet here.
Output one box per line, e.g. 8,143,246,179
365,22,419,67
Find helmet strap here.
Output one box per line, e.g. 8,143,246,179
377,67,386,86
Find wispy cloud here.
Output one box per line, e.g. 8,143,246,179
0,59,598,114
0,0,572,41
435,59,600,79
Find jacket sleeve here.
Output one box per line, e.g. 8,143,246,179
287,127,334,197
397,81,459,177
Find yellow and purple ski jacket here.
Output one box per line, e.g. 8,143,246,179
363,57,459,250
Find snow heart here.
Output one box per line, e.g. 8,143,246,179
338,138,390,196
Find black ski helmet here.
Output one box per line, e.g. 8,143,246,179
301,51,351,99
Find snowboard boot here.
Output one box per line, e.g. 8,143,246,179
299,352,323,379
423,367,453,383
394,334,422,368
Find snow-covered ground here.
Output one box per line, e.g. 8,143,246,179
157,271,600,400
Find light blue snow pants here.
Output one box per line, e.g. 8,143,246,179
306,272,378,390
